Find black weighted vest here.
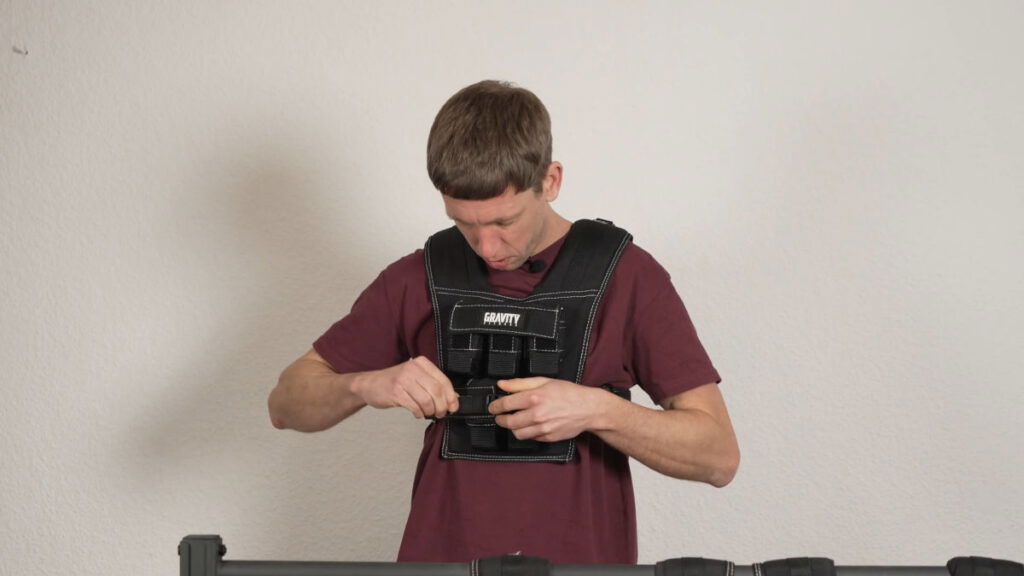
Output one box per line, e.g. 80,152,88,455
424,219,632,462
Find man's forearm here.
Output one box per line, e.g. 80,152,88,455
590,390,740,487
268,356,368,432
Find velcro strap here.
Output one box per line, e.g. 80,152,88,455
487,334,521,378
528,336,560,376
949,557,1024,576
656,558,734,576
448,333,484,375
472,555,551,576
756,558,835,576
453,395,496,417
450,378,499,419
451,304,559,338
468,422,499,450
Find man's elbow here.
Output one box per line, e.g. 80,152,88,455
707,445,740,488
267,386,290,430
269,410,288,430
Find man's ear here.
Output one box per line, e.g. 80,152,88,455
541,162,563,201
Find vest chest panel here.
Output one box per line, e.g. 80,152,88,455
425,220,631,462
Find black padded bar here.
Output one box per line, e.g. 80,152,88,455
212,563,951,576
220,561,467,576
181,536,976,576
737,570,948,576
218,563,649,576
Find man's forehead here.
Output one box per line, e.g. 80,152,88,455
442,188,529,224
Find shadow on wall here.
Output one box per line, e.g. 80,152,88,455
124,137,423,560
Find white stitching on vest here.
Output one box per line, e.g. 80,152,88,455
575,234,631,383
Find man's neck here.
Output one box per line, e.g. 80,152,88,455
532,213,573,257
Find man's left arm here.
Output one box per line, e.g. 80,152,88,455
490,379,739,487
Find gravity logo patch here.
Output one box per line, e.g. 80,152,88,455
482,312,521,327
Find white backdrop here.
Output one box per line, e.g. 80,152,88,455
2,2,1022,574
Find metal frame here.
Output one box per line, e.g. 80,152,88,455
178,535,965,576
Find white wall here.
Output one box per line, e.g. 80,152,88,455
2,1,1022,573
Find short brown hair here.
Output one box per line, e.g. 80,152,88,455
427,80,552,199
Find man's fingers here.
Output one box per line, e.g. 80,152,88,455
497,377,549,393
417,377,449,418
488,391,536,415
395,357,450,417
401,375,441,418
394,387,425,419
413,356,459,408
507,423,546,441
494,410,535,431
413,356,453,388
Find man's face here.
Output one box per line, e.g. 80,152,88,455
443,184,557,272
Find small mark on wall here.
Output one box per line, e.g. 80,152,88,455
12,45,28,56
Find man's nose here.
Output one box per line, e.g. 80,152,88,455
476,228,501,259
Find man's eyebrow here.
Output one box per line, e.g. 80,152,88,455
448,212,521,226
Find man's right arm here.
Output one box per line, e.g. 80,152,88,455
268,349,459,432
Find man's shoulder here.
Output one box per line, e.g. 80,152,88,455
616,240,671,281
382,249,426,272
602,239,679,309
377,249,427,286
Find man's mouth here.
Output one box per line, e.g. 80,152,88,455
486,258,512,269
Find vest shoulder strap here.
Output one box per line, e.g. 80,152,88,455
425,226,490,292
534,219,631,293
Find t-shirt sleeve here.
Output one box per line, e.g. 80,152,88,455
627,250,721,405
313,259,413,374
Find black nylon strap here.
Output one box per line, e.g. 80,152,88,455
468,422,499,450
473,555,551,576
425,226,492,294
531,219,631,293
452,395,495,417
948,557,1024,576
757,558,835,576
656,557,734,576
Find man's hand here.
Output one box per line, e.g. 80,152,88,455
353,356,459,419
488,378,614,442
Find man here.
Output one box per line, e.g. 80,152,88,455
268,80,739,564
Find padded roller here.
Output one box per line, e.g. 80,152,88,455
948,557,1024,576
656,558,734,576
472,554,551,576
755,558,835,576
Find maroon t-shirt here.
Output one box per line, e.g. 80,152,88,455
314,232,720,564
